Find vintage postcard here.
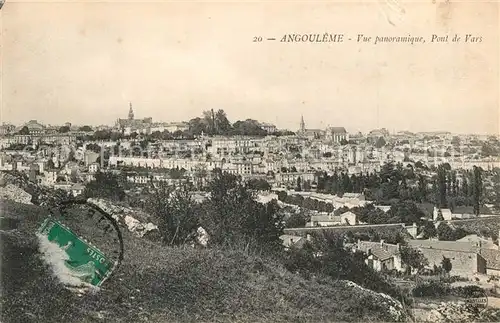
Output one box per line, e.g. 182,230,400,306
0,1,499,322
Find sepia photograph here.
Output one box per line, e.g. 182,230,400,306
0,0,499,322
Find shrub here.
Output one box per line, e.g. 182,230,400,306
412,280,448,297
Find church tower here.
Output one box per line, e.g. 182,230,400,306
128,102,134,120
300,115,305,132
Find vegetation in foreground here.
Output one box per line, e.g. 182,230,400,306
1,200,408,323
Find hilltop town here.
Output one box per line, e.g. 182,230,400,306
2,106,500,322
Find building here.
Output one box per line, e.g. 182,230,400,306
309,214,341,227
275,172,315,187
0,123,15,136
16,120,46,135
260,122,277,134
280,234,307,250
297,116,325,139
326,127,349,143
433,207,453,221
368,128,390,139
354,240,404,272
71,183,85,197
115,103,153,134
340,211,357,225
150,122,189,133
407,239,487,277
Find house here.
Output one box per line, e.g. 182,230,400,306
340,211,357,225
54,182,73,192
375,205,391,213
71,183,85,197
260,123,277,134
354,240,403,272
407,239,487,277
88,162,100,173
433,207,453,221
309,214,341,227
479,248,500,276
280,234,307,250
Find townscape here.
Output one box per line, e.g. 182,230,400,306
2,105,500,322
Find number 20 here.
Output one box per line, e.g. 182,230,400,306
253,36,262,42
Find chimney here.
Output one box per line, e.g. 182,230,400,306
380,239,385,247
396,243,401,251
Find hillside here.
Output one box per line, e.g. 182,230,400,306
1,199,408,323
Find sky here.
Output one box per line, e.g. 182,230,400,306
0,0,498,135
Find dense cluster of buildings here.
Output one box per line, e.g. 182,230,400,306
1,105,499,195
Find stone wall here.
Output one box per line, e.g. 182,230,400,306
417,247,484,277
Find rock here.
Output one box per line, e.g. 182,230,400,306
88,198,158,238
340,280,407,322
0,184,32,204
196,227,209,247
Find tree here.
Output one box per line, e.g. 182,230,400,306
437,165,448,208
437,222,455,241
296,176,302,192
441,256,452,275
422,221,437,239
472,166,483,216
58,126,70,133
231,119,267,136
400,245,429,273
285,211,310,228
277,191,287,201
199,169,285,250
214,109,232,135
246,178,271,191
79,125,93,132
18,126,30,135
493,169,500,210
188,117,208,136
436,209,444,221
83,171,126,201
375,137,386,148
145,183,200,245
46,158,56,170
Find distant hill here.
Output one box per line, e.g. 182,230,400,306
0,199,407,323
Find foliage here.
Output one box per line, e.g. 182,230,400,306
421,221,437,239
437,222,469,241
18,126,30,135
245,178,271,191
145,183,200,245
283,231,409,303
58,126,70,133
279,192,335,213
412,280,448,297
79,125,93,132
436,209,444,221
83,171,126,201
441,256,452,274
199,169,285,251
400,245,428,272
284,210,311,228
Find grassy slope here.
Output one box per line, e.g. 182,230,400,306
1,199,405,323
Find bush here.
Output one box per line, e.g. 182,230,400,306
412,280,448,297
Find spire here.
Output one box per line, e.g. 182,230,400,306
300,115,305,132
128,102,134,120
